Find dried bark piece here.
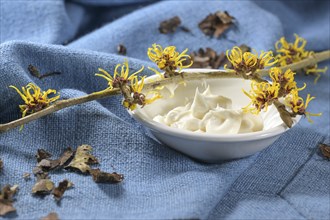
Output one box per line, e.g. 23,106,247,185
199,11,235,38
36,149,52,163
52,179,73,201
90,169,124,184
65,145,98,173
41,212,59,220
0,159,3,170
32,179,54,195
319,143,330,159
0,185,18,216
117,44,127,55
159,16,181,34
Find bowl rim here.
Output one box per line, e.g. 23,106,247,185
129,110,301,142
128,68,302,142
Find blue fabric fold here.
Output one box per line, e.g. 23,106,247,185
0,0,329,219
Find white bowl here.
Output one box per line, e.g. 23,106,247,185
129,69,301,163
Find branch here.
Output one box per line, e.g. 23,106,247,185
144,50,330,90
0,89,120,133
143,71,242,90
0,50,329,133
258,50,330,76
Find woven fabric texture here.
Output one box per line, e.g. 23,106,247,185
0,0,329,219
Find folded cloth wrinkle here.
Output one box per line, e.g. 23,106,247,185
68,1,283,55
0,1,84,44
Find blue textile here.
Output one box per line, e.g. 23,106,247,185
0,0,329,219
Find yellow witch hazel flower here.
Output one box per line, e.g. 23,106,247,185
275,34,309,65
95,59,144,89
269,67,306,95
225,46,277,76
123,76,161,110
147,66,164,79
95,60,160,111
9,83,60,118
147,44,193,77
275,34,327,83
284,89,321,123
304,61,328,83
243,81,280,114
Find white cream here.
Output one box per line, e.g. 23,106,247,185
153,86,264,134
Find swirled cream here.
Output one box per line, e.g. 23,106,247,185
153,86,263,134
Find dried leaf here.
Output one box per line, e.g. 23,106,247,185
0,185,18,216
117,44,127,55
0,201,15,216
199,11,235,38
190,48,226,69
90,169,124,184
58,147,74,167
41,212,59,220
65,145,98,173
28,64,61,79
188,44,250,69
273,101,294,128
10,185,18,193
36,149,52,163
36,147,74,172
32,179,54,195
319,143,330,159
32,147,75,196
52,179,73,201
0,159,3,170
37,159,60,171
33,166,47,177
23,173,31,180
28,64,41,78
159,16,181,34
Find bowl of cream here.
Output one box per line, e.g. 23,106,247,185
129,69,301,162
